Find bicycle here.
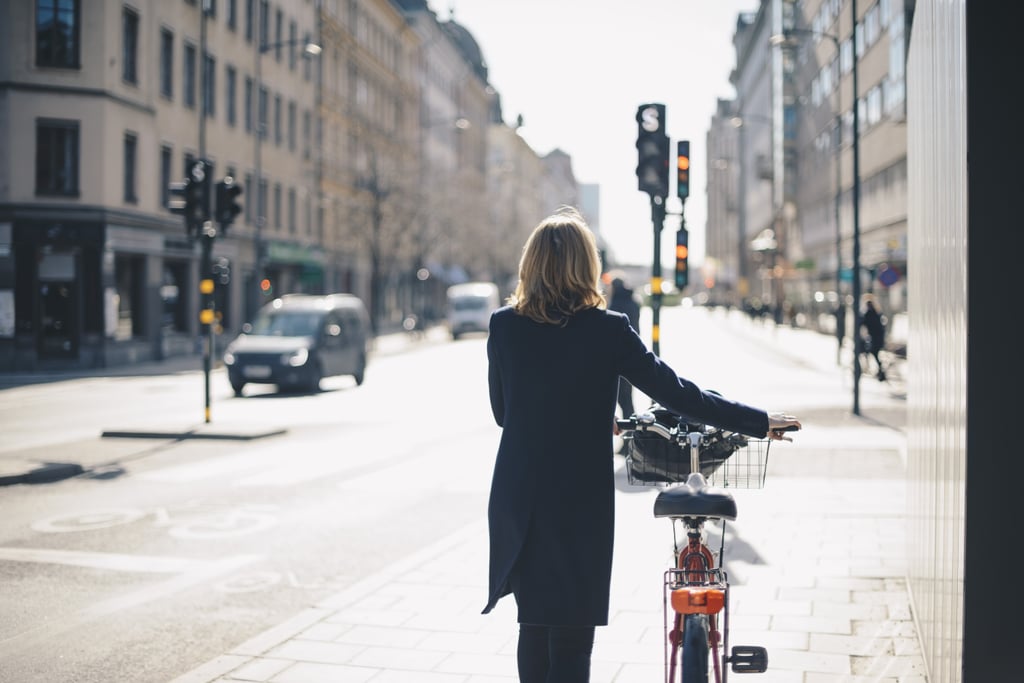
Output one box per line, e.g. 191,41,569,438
617,406,793,682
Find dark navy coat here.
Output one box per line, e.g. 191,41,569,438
482,306,769,626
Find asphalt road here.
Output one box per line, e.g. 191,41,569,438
0,329,499,683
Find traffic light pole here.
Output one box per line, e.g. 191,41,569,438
649,198,665,357
199,220,217,423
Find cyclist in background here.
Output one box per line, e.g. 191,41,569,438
481,206,801,683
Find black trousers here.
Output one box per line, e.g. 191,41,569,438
517,624,595,683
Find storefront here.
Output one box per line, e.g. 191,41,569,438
0,216,205,371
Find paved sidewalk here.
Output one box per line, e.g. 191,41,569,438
171,315,926,683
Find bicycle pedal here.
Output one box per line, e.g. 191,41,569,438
729,645,768,673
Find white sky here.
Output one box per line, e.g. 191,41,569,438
434,0,758,268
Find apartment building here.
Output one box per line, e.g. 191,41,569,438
0,0,318,370
705,0,910,327
0,0,581,369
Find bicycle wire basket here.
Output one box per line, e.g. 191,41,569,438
623,428,771,489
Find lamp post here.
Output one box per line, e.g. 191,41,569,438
772,0,862,414
252,22,321,321
729,113,774,316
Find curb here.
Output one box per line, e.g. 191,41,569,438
100,427,288,441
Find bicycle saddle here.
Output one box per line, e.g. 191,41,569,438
653,475,738,521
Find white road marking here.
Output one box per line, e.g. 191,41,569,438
0,547,206,573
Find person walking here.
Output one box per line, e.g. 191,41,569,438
860,294,887,380
606,271,642,420
482,206,802,682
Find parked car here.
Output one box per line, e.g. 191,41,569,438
446,282,500,339
223,293,370,395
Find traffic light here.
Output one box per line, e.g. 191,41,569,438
187,159,212,227
215,176,243,229
259,277,273,297
677,140,690,200
169,160,212,237
674,229,689,289
635,103,670,199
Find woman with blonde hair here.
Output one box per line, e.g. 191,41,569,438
482,207,800,682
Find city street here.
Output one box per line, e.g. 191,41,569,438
0,306,913,683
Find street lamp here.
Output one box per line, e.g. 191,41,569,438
769,27,844,367
729,113,774,315
771,0,863,415
252,26,321,321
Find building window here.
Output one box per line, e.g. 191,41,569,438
259,0,269,48
123,132,138,203
160,145,173,208
258,178,268,225
184,43,197,109
244,77,254,133
226,66,237,126
273,183,282,229
36,0,80,69
289,21,297,70
288,187,296,233
226,0,237,31
245,0,254,42
302,110,310,160
288,100,296,151
258,86,268,139
122,6,139,85
202,52,216,117
244,172,254,224
35,119,79,196
274,95,282,145
274,8,283,62
160,28,174,99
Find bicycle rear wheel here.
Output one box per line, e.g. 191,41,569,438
681,613,709,683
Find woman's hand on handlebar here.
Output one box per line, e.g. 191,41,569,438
767,413,802,441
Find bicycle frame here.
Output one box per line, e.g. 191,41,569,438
657,431,767,683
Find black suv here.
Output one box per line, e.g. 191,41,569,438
223,294,370,395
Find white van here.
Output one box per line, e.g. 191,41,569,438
446,282,500,340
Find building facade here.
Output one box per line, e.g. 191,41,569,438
0,0,581,369
0,0,319,370
706,0,910,331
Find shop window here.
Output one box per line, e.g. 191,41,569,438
161,263,188,332
114,255,144,340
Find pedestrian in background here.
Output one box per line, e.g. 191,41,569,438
606,271,641,420
482,206,802,682
860,294,887,381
